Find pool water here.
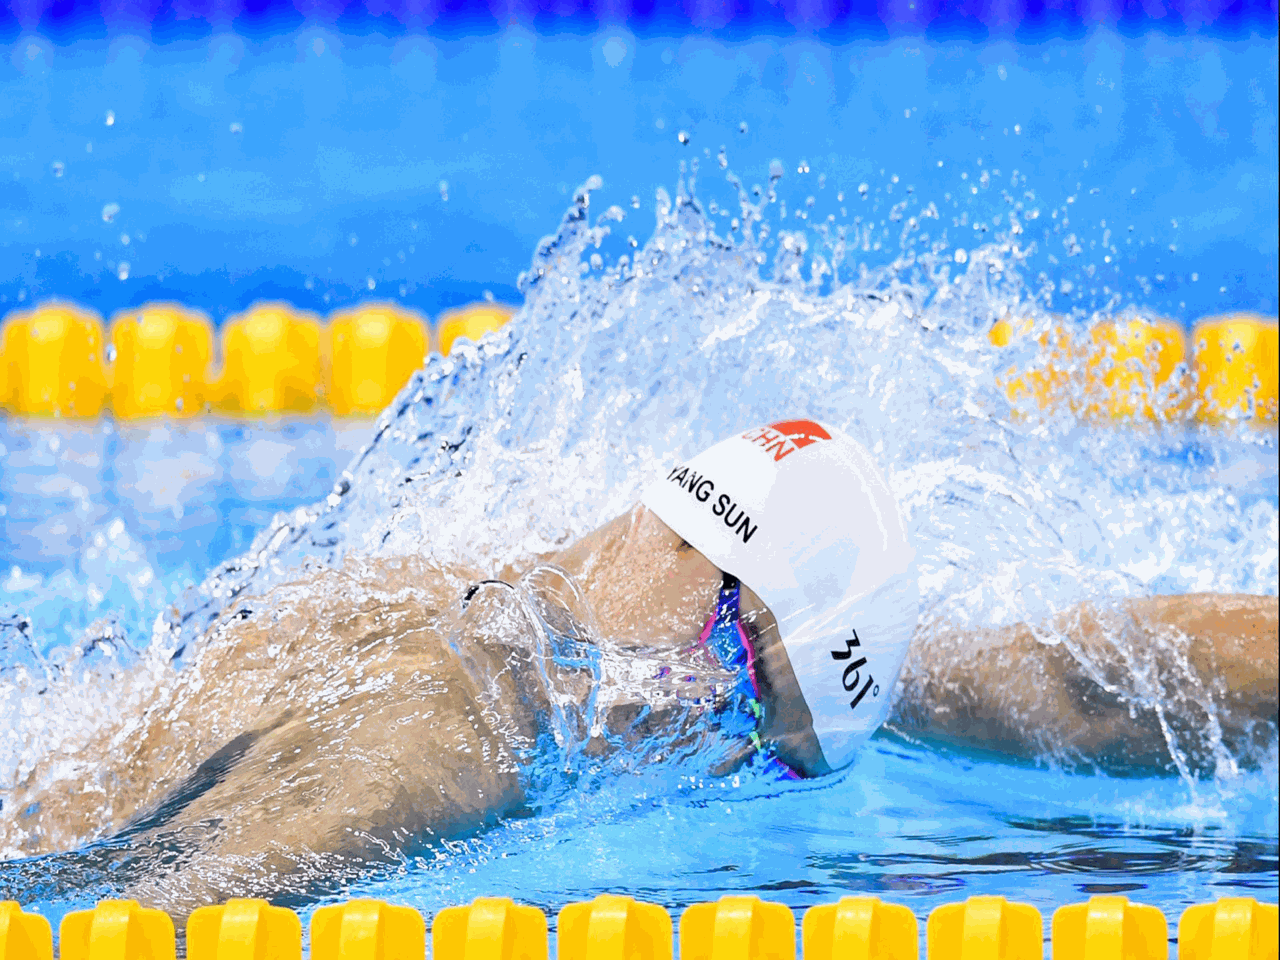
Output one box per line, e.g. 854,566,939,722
3,177,1277,940
2,12,1278,950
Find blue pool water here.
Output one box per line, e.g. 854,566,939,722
2,7,1278,949
3,179,1278,940
2,22,1277,320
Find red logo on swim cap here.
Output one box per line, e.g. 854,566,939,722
741,419,832,462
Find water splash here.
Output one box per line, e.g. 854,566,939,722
0,161,1276,893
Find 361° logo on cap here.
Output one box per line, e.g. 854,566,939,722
742,419,832,462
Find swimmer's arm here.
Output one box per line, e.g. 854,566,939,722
889,593,1278,769
122,687,526,918
113,562,533,916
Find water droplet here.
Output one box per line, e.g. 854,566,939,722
105,110,115,126
120,233,130,245
197,172,206,182
589,253,603,270
117,261,130,280
797,160,810,174
602,36,626,68
51,161,64,178
998,64,1007,80
439,180,449,201
768,159,784,181
348,233,358,246
627,236,638,248
399,284,408,297
630,195,641,209
857,183,868,197
174,396,184,412
483,290,495,302
738,121,748,134
1014,124,1021,134
953,249,968,264
677,131,690,145
366,277,376,291
229,122,243,134
105,344,117,363
717,147,728,169
101,202,120,222
86,142,93,153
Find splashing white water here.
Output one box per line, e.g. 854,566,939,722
1,164,1276,854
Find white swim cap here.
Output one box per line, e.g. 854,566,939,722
641,419,918,771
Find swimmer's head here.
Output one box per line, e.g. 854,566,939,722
641,418,919,772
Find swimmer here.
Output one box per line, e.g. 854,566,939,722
2,419,1275,914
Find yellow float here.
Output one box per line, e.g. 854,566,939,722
559,895,673,960
1052,895,1166,960
989,316,1079,416
59,900,174,960
1192,314,1278,423
1080,316,1188,422
927,895,1042,959
432,897,546,959
214,303,326,415
680,895,794,959
310,899,424,960
327,302,430,416
0,301,109,417
108,303,215,419
436,302,515,356
187,899,301,960
803,896,916,960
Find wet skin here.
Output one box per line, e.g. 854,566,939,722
2,504,1275,913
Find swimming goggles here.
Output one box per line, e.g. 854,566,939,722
698,572,802,780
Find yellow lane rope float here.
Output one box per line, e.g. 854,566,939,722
214,302,327,416
0,301,512,419
108,303,215,419
1193,313,1279,423
327,302,430,417
0,302,109,417
990,313,1277,426
1,895,1274,960
2,302,1274,424
435,302,516,357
